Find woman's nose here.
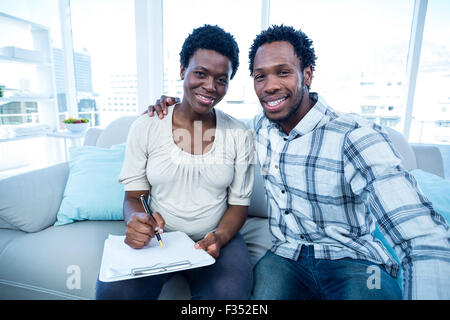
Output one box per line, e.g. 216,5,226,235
202,77,216,92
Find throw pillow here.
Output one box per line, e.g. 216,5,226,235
409,169,450,222
372,169,450,290
54,144,126,226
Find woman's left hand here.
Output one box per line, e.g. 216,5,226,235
194,232,224,259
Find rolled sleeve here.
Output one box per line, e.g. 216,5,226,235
227,128,255,206
118,117,151,191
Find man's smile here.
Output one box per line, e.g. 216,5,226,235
262,96,288,112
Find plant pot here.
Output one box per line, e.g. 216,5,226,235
65,122,89,133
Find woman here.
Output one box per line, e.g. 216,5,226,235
95,25,254,300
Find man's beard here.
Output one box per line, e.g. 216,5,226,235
265,82,305,124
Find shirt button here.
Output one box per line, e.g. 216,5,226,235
284,210,289,215
281,190,285,194
283,137,288,141
274,164,279,169
300,235,305,240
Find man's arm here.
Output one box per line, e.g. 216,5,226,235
343,126,450,299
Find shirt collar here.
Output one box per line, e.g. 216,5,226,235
292,92,329,136
266,92,329,137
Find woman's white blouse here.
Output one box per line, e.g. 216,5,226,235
119,107,254,241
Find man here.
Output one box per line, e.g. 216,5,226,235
147,25,449,300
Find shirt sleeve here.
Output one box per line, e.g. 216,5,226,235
118,117,151,191
227,127,255,206
343,125,450,300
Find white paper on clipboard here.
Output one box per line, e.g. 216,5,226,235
99,231,215,282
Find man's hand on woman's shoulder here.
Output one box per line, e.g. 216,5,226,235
142,95,180,119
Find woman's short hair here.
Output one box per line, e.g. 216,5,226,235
180,24,240,79
248,24,317,75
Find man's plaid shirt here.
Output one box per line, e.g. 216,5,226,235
251,93,450,299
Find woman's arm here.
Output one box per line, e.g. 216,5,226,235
195,204,248,259
195,125,256,258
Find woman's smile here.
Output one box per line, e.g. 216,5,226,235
195,93,216,106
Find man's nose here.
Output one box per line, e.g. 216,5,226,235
263,75,281,94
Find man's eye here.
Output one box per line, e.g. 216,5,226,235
218,78,228,85
194,71,205,77
254,74,264,81
279,70,290,76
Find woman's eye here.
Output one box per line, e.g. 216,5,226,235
218,78,228,85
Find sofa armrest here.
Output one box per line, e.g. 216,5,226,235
411,144,445,178
0,162,69,232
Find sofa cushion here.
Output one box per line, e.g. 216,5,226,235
409,169,450,222
0,163,69,232
383,127,417,171
411,145,445,178
0,228,25,254
55,144,126,226
241,217,271,266
0,216,272,300
96,116,137,148
370,169,450,291
0,221,125,299
248,163,268,218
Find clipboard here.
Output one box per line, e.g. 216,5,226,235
99,231,215,282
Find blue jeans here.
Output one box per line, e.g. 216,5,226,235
95,233,252,300
251,246,402,300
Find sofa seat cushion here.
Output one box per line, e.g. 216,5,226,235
0,221,125,299
0,217,272,300
0,228,25,254
240,217,271,266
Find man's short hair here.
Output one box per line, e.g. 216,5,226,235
180,24,240,80
248,24,317,75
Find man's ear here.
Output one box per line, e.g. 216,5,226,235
180,65,186,80
303,65,313,88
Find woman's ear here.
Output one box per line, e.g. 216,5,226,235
180,65,186,80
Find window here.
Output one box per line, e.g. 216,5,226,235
162,0,262,119
0,0,61,128
1,0,449,176
410,0,450,144
270,0,414,130
361,105,377,114
0,0,62,172
69,0,137,128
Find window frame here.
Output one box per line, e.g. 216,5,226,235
0,0,433,140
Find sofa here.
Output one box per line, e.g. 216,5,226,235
0,115,446,300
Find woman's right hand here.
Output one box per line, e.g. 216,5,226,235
142,95,180,119
124,211,165,249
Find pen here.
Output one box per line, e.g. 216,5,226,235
140,194,164,248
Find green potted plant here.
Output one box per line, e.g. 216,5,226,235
63,117,90,133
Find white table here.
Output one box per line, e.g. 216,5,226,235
47,130,86,160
